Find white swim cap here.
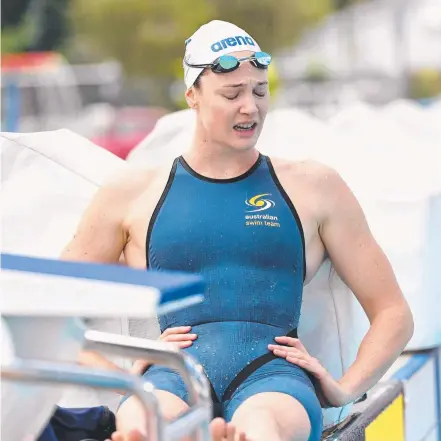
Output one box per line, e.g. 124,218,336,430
183,20,261,89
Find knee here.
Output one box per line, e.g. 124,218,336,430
116,396,148,435
231,395,273,422
232,393,311,441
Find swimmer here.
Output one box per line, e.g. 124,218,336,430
62,20,414,441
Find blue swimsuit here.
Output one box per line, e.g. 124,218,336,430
125,154,322,440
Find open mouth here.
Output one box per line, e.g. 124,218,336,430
233,122,257,131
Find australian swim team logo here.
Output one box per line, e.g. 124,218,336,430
245,194,275,212
245,193,280,227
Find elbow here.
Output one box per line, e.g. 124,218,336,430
405,306,415,343
397,301,414,345
376,301,414,346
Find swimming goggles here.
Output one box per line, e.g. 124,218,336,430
184,51,272,74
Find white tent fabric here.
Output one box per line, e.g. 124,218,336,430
327,104,441,350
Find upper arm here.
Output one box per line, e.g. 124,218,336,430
61,183,127,264
318,168,409,322
60,169,147,264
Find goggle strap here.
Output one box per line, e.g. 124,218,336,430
185,52,271,71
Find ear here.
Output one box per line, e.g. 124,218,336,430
185,87,198,109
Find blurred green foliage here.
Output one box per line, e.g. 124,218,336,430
0,0,379,107
69,0,333,79
2,0,69,53
65,0,335,106
408,69,441,100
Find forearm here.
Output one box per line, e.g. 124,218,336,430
78,350,125,372
338,304,414,402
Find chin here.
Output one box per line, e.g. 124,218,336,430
230,135,260,152
229,142,257,152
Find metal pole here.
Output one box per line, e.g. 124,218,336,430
83,330,213,441
1,359,160,440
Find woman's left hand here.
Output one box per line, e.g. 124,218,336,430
268,336,353,408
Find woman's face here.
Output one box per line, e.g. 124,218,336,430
187,51,270,152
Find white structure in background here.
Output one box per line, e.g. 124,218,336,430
277,0,441,78
1,55,120,137
274,0,441,115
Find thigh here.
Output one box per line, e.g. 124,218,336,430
142,366,189,405
117,391,189,435
224,362,323,441
119,366,189,410
231,392,311,441
117,368,189,435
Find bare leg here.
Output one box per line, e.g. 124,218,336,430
115,390,188,439
112,390,248,441
231,392,311,441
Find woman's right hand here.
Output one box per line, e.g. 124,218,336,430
159,326,197,349
129,326,197,377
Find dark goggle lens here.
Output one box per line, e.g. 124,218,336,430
254,51,272,67
218,55,239,70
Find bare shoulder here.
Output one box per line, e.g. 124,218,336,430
100,159,175,203
269,156,340,188
60,159,177,263
268,156,351,222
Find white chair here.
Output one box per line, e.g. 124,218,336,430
1,253,211,441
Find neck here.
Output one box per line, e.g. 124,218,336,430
184,131,259,180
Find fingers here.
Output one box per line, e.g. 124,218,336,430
210,418,245,441
274,336,307,352
269,341,325,377
130,359,151,375
108,429,148,441
284,353,327,380
226,422,236,440
237,431,248,441
108,432,123,441
162,333,197,349
210,417,227,440
160,326,192,337
160,326,197,348
272,348,302,358
162,333,197,342
268,344,304,357
175,340,194,349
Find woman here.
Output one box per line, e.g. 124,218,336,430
65,20,413,441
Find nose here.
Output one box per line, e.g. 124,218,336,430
239,93,258,116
